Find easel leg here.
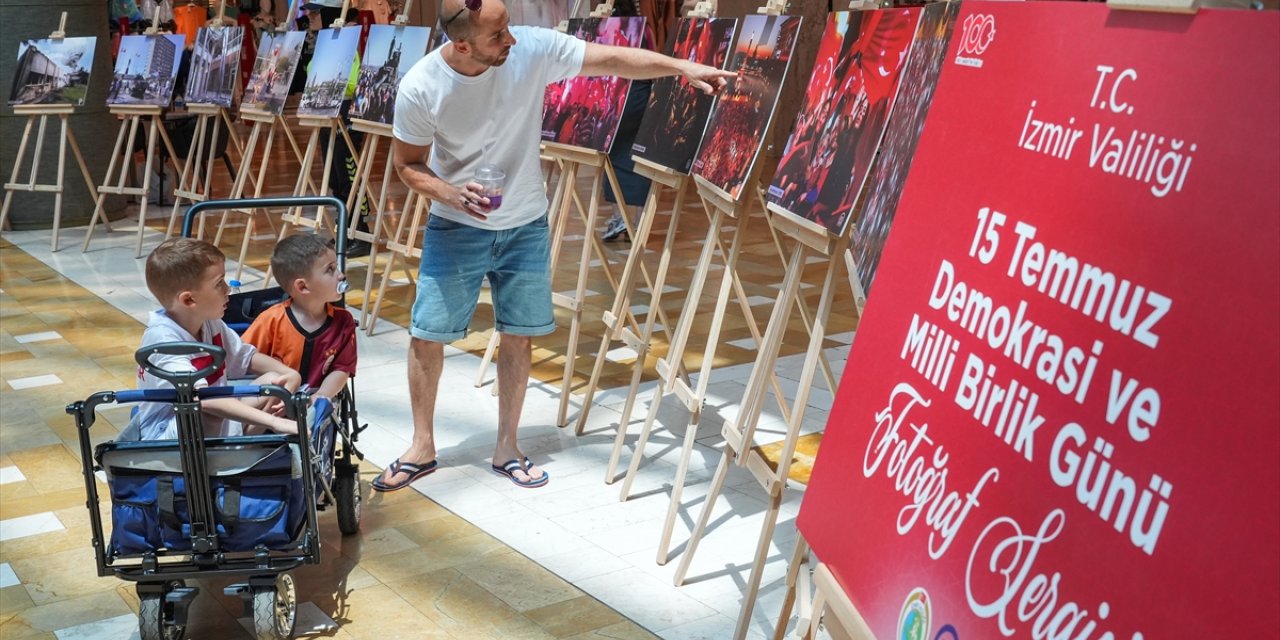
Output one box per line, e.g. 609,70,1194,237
673,447,735,585
132,116,162,258
51,116,69,251
604,195,686,481
167,113,209,238
618,205,723,495
82,115,132,252
733,489,785,640
556,167,606,427
774,534,811,640
361,142,398,324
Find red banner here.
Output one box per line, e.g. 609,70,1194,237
797,3,1280,639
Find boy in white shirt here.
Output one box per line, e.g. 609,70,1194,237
134,237,302,440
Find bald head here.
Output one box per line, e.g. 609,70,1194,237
441,0,508,42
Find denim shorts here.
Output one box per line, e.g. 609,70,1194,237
410,214,555,343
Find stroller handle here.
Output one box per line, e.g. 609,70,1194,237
182,196,348,260
136,342,225,388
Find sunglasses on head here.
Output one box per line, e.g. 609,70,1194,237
442,0,482,29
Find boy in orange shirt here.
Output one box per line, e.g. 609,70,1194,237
243,234,357,407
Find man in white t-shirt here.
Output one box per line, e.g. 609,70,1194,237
373,0,732,491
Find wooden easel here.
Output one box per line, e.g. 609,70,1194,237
278,1,358,242
613,4,836,568
167,6,254,239
572,1,723,437
575,157,692,446
347,118,402,327
81,12,184,257
205,0,320,280
671,206,850,640
540,141,631,427
367,188,430,333
1,14,99,251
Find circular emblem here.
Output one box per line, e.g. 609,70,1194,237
896,588,931,640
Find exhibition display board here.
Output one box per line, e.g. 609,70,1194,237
796,3,1279,638
540,16,647,153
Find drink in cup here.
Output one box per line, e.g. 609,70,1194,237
475,164,505,210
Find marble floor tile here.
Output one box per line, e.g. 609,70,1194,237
0,466,26,485
5,375,64,391
0,562,19,589
13,331,62,344
0,512,64,542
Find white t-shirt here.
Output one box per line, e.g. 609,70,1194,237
133,310,257,440
393,26,586,230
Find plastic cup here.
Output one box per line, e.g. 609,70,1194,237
475,164,505,210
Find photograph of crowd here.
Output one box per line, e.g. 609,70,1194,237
691,14,801,201
185,26,243,108
631,17,737,174
541,17,647,153
9,37,96,106
107,34,186,107
350,25,432,124
853,2,959,294
242,30,306,114
766,8,919,237
298,26,360,118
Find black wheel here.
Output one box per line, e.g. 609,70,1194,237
252,574,296,640
138,581,186,640
334,465,361,535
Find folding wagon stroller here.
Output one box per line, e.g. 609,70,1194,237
70,196,367,639
180,195,368,533
71,342,320,640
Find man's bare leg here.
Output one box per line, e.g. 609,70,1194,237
494,333,544,482
378,337,442,486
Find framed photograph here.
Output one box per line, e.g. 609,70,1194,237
691,14,802,202
852,2,960,293
8,37,97,107
242,30,307,115
540,17,647,153
350,24,432,125
631,17,737,174
106,34,186,107
766,9,921,238
185,26,243,108
298,27,361,118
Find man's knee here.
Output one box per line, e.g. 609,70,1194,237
499,333,531,351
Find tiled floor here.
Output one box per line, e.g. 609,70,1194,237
0,125,855,639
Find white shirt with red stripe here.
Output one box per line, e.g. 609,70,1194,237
134,309,257,440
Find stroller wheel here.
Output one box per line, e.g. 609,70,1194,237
334,464,362,535
139,580,187,640
252,573,296,640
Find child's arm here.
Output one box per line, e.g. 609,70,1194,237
311,370,350,404
200,397,298,435
249,352,301,388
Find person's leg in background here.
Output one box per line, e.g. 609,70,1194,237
603,79,653,242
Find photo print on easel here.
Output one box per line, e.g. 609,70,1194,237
107,34,186,106
691,13,802,201
9,37,97,106
631,17,737,174
185,26,244,107
350,24,432,124
297,26,360,118
766,8,920,236
243,30,307,114
540,16,647,153
852,2,959,293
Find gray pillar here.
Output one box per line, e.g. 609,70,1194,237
1,0,126,230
